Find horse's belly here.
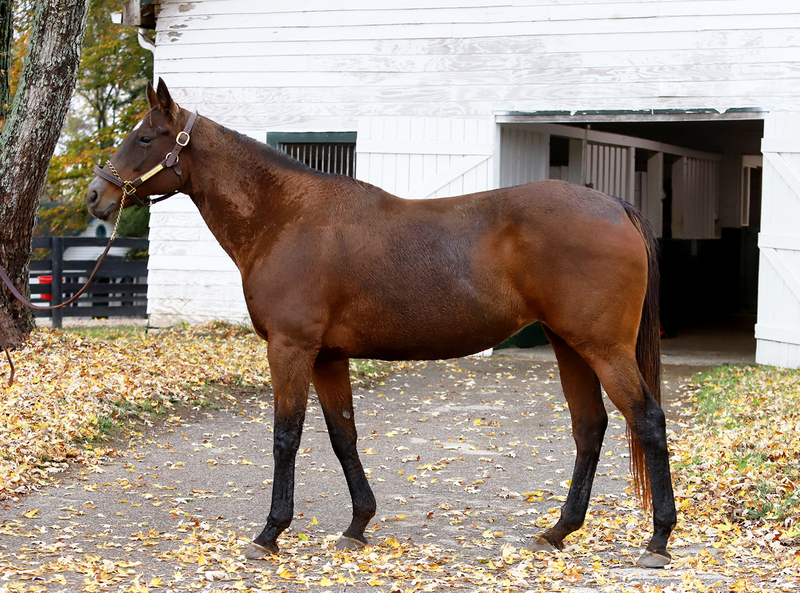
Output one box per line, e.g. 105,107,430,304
330,298,531,361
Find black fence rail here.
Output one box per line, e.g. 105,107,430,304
29,237,148,328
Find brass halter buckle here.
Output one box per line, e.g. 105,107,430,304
176,131,190,146
122,181,137,198
105,162,134,196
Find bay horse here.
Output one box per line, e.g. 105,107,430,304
87,79,676,568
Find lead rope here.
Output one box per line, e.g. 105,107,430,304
0,194,126,388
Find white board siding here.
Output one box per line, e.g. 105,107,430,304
147,296,249,328
356,116,493,199
147,195,248,327
154,0,800,129
582,142,635,203
756,112,800,368
643,152,664,238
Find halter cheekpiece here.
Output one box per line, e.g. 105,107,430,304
93,111,198,207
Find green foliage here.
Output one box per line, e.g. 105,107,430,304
4,0,151,237
117,204,150,238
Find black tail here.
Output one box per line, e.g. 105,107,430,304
620,200,661,508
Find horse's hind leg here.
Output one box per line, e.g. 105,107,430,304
589,350,676,568
532,327,608,551
312,357,376,549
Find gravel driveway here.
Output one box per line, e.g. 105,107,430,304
0,353,705,592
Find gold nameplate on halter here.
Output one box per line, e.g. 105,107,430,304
139,163,165,182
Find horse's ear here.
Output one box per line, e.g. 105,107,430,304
155,77,181,121
146,80,158,108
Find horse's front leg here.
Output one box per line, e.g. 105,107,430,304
247,339,316,559
312,357,376,549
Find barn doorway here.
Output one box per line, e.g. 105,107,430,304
495,115,764,354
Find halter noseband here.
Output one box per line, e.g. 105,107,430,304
93,111,198,207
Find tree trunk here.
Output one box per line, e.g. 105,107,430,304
0,0,10,119
0,0,90,347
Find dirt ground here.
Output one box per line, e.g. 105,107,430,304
0,353,711,592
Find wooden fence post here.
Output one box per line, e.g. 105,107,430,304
51,237,63,329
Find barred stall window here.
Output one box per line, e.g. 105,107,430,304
267,132,357,177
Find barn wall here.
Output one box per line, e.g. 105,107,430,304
145,0,800,327
357,116,493,199
154,0,800,128
498,128,550,188
146,196,250,327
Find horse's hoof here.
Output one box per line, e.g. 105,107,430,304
529,536,558,553
335,536,366,551
244,541,278,560
636,550,671,568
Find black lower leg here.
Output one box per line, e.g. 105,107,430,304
253,413,306,552
539,414,607,548
636,392,677,556
322,407,375,542
537,326,608,550
336,449,376,543
314,358,376,545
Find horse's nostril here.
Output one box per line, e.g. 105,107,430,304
88,189,99,207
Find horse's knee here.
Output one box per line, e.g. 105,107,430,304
273,424,304,458
573,413,608,456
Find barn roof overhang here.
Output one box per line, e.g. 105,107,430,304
496,107,768,125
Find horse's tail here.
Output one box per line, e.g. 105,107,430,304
620,199,661,510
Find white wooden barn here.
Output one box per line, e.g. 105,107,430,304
122,0,800,368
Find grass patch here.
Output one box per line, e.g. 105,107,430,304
673,364,800,525
62,325,147,340
349,358,409,388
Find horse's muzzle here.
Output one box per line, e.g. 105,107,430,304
87,177,118,221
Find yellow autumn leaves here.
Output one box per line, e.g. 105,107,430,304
0,323,271,499
668,365,800,590
0,325,798,592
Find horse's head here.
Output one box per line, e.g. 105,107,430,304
87,78,193,221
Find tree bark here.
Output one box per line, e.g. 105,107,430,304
0,0,90,347
0,0,10,119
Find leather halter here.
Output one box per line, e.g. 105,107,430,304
93,111,198,207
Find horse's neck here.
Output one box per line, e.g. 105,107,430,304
186,119,296,267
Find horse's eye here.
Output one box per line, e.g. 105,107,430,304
138,136,153,146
